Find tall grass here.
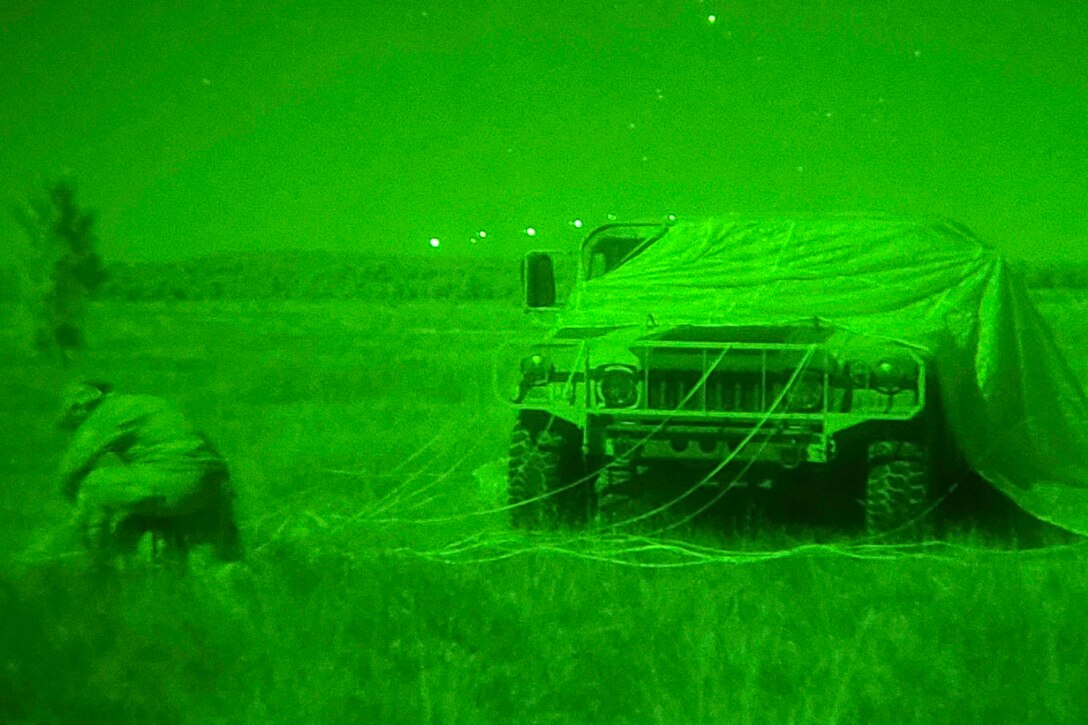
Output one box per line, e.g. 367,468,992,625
2,293,1087,723
5,532,1088,723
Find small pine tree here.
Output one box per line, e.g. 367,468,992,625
12,178,107,363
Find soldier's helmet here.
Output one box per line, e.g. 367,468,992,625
58,380,113,430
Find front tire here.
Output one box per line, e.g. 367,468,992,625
507,420,591,529
865,440,933,539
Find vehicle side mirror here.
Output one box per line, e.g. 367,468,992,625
523,252,557,309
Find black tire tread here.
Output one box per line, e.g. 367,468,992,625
507,422,590,529
865,440,933,538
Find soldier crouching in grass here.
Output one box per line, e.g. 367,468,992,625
56,381,242,571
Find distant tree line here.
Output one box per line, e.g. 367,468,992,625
1010,260,1088,290
3,240,1086,307
87,251,523,303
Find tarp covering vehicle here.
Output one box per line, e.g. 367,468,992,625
555,215,1088,535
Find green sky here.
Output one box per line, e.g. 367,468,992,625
1,0,1086,261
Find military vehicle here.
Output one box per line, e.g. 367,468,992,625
507,218,961,537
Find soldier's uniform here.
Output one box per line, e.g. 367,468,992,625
57,383,242,566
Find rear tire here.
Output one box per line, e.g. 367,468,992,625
865,440,933,539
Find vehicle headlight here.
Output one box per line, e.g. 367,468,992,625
519,354,553,385
871,358,917,395
596,365,639,408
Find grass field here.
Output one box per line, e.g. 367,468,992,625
2,289,1088,724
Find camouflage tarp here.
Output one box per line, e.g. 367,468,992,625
558,215,1088,535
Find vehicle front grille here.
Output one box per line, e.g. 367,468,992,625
646,372,768,413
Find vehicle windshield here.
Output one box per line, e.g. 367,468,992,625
583,224,670,280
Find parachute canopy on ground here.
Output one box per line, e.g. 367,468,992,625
557,215,1088,535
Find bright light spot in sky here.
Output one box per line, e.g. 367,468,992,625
708,15,717,24
429,237,440,248
607,213,617,221
667,214,677,221
478,230,487,238
525,227,537,236
572,219,583,228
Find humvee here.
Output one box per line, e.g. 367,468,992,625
508,219,957,537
